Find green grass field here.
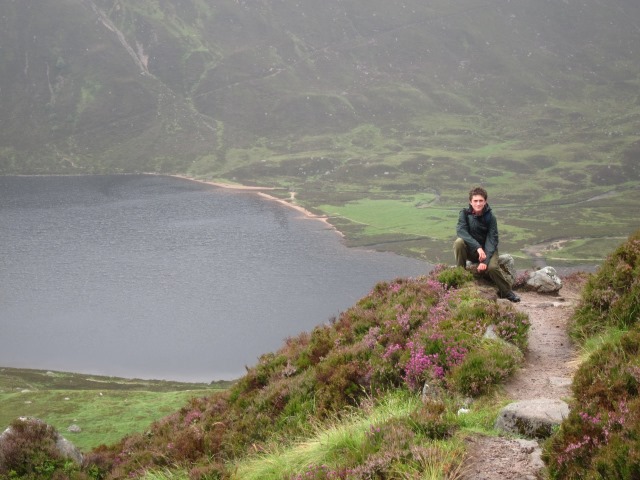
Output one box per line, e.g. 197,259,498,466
0,368,229,451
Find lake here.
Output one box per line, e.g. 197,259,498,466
0,175,429,382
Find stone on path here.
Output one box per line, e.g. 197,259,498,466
526,266,563,293
495,398,569,438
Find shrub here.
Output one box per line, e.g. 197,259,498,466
448,339,524,396
544,325,640,479
314,347,371,414
82,270,528,477
570,230,640,341
0,417,85,479
572,326,640,407
545,232,640,479
436,266,474,289
408,399,457,440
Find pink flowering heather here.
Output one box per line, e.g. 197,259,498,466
425,289,456,328
559,399,631,465
363,326,381,349
183,409,202,426
382,343,402,361
445,344,468,369
396,312,411,331
403,341,443,391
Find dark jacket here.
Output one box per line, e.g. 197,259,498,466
456,204,499,265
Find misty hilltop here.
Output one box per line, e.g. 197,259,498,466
1,0,639,261
1,0,637,173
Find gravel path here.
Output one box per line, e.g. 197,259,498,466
460,279,584,480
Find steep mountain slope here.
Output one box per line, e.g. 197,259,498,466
1,0,639,261
2,0,638,173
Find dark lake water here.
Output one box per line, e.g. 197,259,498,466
0,175,429,382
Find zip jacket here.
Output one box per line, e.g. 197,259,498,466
456,203,499,265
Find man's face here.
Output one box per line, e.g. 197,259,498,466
470,194,486,214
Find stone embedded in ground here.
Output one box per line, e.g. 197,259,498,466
67,424,82,433
0,417,83,467
495,398,569,438
526,267,563,293
549,376,572,387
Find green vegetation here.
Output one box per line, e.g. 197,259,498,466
232,391,468,480
7,230,640,478
2,0,640,472
0,369,227,451
1,1,638,265
543,230,640,479
1,267,530,479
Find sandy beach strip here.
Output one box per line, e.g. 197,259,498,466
171,174,342,235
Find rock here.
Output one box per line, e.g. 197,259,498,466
516,438,545,472
526,266,563,293
498,254,516,286
421,381,444,402
67,424,82,433
55,434,83,464
466,254,516,288
483,324,498,340
0,417,83,466
549,376,572,388
495,398,569,438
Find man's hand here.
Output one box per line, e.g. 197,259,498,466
476,247,487,272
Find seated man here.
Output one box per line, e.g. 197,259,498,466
453,186,520,302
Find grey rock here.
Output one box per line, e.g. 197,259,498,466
526,267,563,293
0,417,83,467
495,398,569,438
549,376,572,387
498,254,516,286
466,254,516,288
516,438,545,471
483,324,498,340
421,381,444,402
67,424,82,433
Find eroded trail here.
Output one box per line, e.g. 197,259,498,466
505,288,581,401
461,282,584,480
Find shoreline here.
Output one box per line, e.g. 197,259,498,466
170,175,601,271
170,175,343,236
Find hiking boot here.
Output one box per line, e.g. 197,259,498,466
501,291,521,303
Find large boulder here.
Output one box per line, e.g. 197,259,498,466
0,417,83,468
526,266,563,293
495,398,569,438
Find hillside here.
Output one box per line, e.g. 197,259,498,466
1,0,639,263
2,231,639,478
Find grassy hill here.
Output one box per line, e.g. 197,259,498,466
2,265,531,478
1,0,639,262
2,230,639,478
0,368,230,451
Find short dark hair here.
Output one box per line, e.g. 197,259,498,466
468,186,488,200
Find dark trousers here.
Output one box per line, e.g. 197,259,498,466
453,238,512,296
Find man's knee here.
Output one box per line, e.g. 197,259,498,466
453,238,468,266
453,238,466,251
485,260,499,271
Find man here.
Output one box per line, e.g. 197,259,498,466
453,186,520,302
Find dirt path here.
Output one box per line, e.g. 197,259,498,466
460,280,584,480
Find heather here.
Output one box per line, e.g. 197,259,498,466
0,418,77,479
544,230,640,479
6,267,528,479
